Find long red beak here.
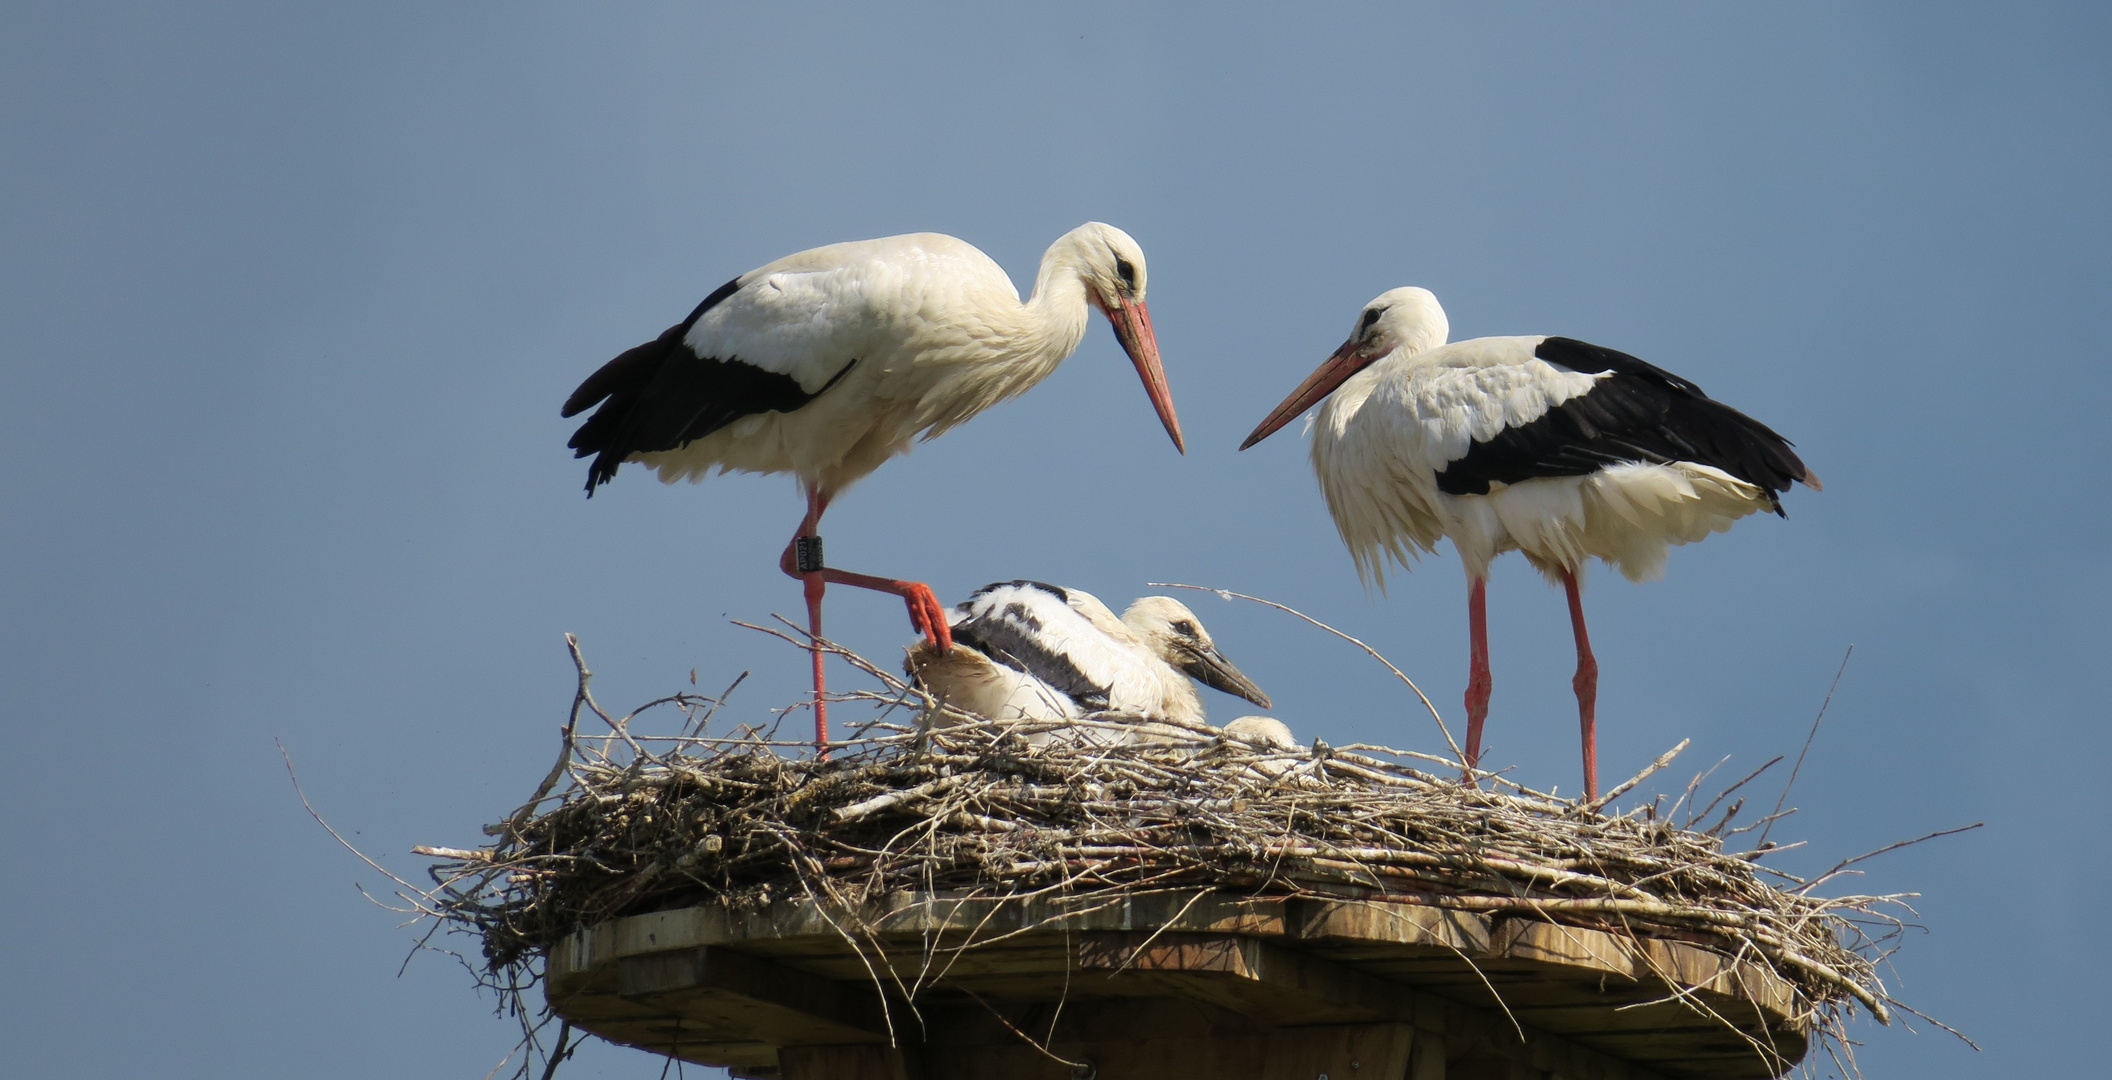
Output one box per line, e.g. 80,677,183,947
1103,296,1184,454
1239,335,1369,450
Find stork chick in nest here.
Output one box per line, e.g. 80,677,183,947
906,581,1271,733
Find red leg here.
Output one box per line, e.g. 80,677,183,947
778,487,835,751
774,486,954,755
1561,567,1600,802
802,569,828,749
1463,574,1491,783
779,536,951,653
811,568,952,651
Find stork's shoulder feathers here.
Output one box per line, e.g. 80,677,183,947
945,582,1179,718
947,582,1127,711
1352,336,1602,471
1313,337,1593,518
685,233,1012,389
1311,335,1606,584
562,232,1029,493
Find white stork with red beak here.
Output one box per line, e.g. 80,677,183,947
1241,287,1818,800
563,224,1183,747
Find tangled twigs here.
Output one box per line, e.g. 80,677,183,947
402,631,1959,1079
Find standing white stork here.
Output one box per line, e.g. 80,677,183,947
1240,288,1818,800
563,225,1184,747
905,580,1272,731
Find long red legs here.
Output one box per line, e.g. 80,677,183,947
1560,568,1600,802
775,486,955,752
800,566,828,747
778,487,835,749
1463,575,1492,783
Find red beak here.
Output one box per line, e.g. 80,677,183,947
1239,334,1371,450
1103,296,1184,454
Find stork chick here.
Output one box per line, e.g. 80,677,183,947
1221,715,1299,751
906,581,1270,732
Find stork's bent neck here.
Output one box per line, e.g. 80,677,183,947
1019,236,1096,371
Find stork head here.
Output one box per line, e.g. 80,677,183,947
1222,714,1299,751
1120,596,1272,710
1239,287,1450,450
1062,222,1184,454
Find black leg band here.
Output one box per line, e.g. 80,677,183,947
794,536,825,574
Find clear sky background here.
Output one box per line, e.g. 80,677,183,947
4,2,2104,1076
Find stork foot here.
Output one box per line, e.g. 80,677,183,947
898,580,954,650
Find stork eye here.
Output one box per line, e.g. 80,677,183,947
1170,619,1197,638
1360,307,1383,331
1114,257,1137,289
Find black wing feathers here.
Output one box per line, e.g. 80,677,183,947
1435,337,1812,514
948,582,1111,711
562,277,745,420
563,275,849,495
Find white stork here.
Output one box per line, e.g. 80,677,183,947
905,580,1272,733
1221,714,1299,751
563,225,1184,747
1240,288,1818,800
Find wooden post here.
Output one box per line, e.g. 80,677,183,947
779,1044,910,1080
1408,1032,1445,1080
1262,1024,1417,1080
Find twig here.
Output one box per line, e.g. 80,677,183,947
1688,755,1783,831
837,777,962,822
413,846,491,861
1798,824,1985,895
506,634,589,841
537,1020,572,1080
278,741,438,909
1761,645,1852,848
684,670,749,737
957,987,1088,1068
1588,738,1689,812
1885,996,1981,1052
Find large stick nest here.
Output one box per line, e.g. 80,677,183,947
409,631,1931,1077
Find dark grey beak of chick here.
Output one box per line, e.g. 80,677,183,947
1177,644,1272,710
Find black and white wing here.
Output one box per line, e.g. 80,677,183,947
561,246,889,493
1430,337,1816,512
945,581,1127,711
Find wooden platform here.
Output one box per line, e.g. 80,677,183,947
546,891,1808,1080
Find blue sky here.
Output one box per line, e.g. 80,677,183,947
4,3,2104,1075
